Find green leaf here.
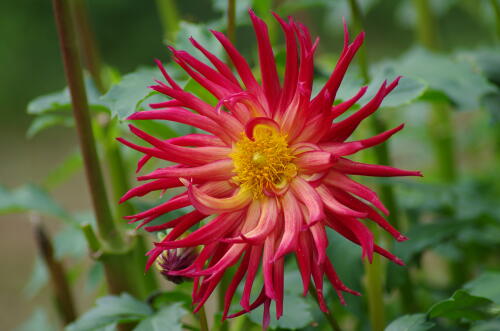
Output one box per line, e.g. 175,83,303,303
248,293,314,329
85,262,105,294
174,21,224,60
15,308,55,331
53,224,88,259
470,318,500,331
367,65,427,108
393,220,463,262
149,289,193,311
26,113,74,138
385,313,435,331
184,78,218,106
464,272,500,305
23,256,48,298
458,47,500,86
394,48,496,110
0,184,72,222
42,151,83,191
134,303,187,331
101,67,162,120
66,293,153,331
27,77,108,115
428,289,493,320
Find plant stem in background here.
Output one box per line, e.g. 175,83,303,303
51,0,148,301
363,254,385,331
70,0,158,295
413,0,456,182
491,0,500,40
51,0,123,250
199,306,210,331
32,215,77,325
156,0,180,42
227,0,236,44
347,1,390,329
308,285,342,331
71,0,106,93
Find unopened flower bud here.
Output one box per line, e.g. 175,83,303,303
156,248,197,284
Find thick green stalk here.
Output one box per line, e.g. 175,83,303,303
155,0,180,42
412,0,456,182
363,254,385,331
309,285,342,331
227,0,236,44
51,0,147,301
491,0,500,40
33,217,77,325
349,0,421,321
198,306,210,331
346,2,388,329
52,0,123,250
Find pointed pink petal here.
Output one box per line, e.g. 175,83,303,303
332,158,422,177
137,159,234,181
249,10,282,110
316,184,368,218
324,171,389,214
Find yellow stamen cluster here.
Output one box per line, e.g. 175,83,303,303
230,125,297,199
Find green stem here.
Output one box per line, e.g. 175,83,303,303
491,0,500,41
308,285,342,331
346,2,391,329
412,0,456,183
363,254,385,331
198,306,210,331
70,0,106,93
51,0,148,302
81,222,101,253
32,216,77,324
217,274,230,331
155,0,180,42
51,0,123,250
227,0,236,44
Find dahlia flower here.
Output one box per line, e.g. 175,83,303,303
118,10,420,326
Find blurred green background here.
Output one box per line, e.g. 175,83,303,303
1,0,499,330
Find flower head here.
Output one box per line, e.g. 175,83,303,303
119,10,420,327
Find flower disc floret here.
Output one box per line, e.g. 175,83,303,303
230,125,296,198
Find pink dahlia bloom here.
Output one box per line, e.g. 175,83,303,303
119,10,420,326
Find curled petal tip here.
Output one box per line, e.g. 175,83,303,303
394,257,405,266
396,234,409,242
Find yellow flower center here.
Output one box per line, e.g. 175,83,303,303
230,125,297,199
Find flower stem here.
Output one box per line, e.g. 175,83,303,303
412,0,456,182
227,0,236,44
198,306,210,331
51,0,123,250
155,0,180,42
491,0,500,41
51,0,148,301
308,285,342,331
32,215,77,324
363,254,385,331
346,2,389,330
71,0,159,296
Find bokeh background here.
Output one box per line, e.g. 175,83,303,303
1,0,499,330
